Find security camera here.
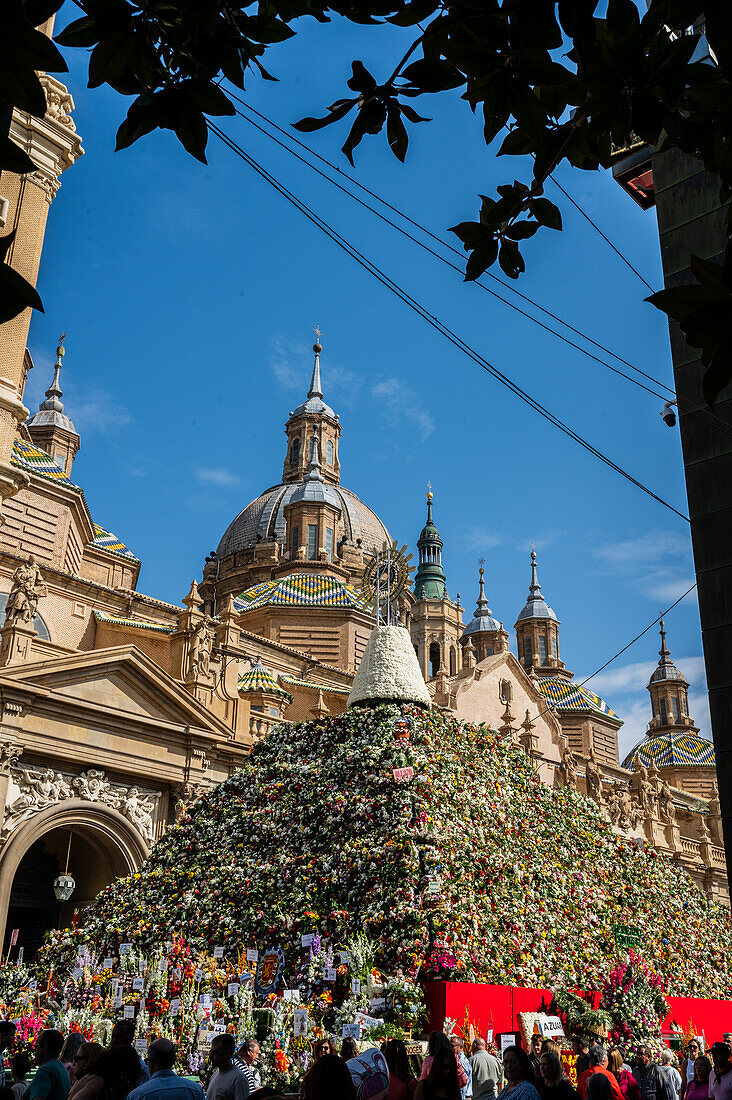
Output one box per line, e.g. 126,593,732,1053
661,401,677,427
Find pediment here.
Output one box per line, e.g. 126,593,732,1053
0,645,229,736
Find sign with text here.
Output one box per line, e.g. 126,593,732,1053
119,943,132,955
213,946,224,960
293,1009,308,1036
132,978,145,992
342,1023,361,1039
351,979,362,994
392,767,415,782
254,945,285,999
500,1033,518,1053
301,934,315,947
9,930,18,947
536,1015,565,1039
246,948,259,962
324,967,338,982
227,983,239,998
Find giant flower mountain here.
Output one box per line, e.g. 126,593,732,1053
44,703,732,997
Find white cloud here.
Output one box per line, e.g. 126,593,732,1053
371,377,434,439
194,466,240,487
595,530,691,568
67,388,131,433
461,527,504,553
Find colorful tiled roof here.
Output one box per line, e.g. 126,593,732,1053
238,662,293,702
11,437,82,492
281,676,351,695
90,524,140,563
235,572,371,612
536,676,620,720
622,731,715,770
93,610,174,634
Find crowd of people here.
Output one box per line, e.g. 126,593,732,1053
0,1019,730,1100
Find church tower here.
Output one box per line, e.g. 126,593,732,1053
26,335,80,476
282,331,341,486
410,489,463,680
0,18,83,520
460,562,509,664
515,549,569,679
647,619,698,737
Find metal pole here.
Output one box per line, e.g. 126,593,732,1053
375,550,380,626
386,547,391,625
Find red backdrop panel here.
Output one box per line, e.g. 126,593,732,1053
424,982,732,1042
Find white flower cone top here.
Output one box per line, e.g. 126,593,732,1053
347,625,431,708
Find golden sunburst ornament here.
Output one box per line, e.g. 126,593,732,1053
361,541,414,623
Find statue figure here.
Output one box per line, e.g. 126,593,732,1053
120,786,155,842
559,742,577,789
618,787,636,830
73,769,111,802
606,787,621,826
630,760,651,811
189,616,213,678
658,780,676,826
585,746,603,803
5,556,46,625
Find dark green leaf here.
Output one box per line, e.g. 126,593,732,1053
185,79,235,118
449,221,489,250
88,32,137,90
530,196,563,230
293,99,356,133
402,58,464,93
399,103,430,124
387,105,408,162
55,16,101,48
498,239,525,278
23,0,64,27
498,129,535,157
347,61,377,95
0,231,16,264
172,105,209,164
465,239,499,281
0,132,36,174
505,220,540,241
0,252,44,324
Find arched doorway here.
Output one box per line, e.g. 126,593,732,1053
0,801,148,959
429,643,441,678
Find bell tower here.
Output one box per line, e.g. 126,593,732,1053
282,330,341,486
515,549,568,679
647,619,698,736
410,488,463,681
0,19,83,518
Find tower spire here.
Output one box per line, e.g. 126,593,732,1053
659,616,670,661
40,333,66,413
308,325,324,400
476,559,491,616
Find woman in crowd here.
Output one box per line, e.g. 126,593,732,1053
497,1046,541,1100
300,1054,357,1100
340,1038,358,1062
68,1043,105,1100
312,1038,337,1061
681,1042,701,1100
60,1035,86,1081
538,1051,579,1100
659,1050,682,1100
415,1047,461,1100
608,1048,641,1100
383,1038,417,1100
420,1033,467,1090
683,1055,711,1100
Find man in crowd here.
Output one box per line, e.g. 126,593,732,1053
0,1022,16,1089
232,1040,260,1094
724,1036,732,1054
710,1042,732,1100
450,1035,472,1100
111,1020,150,1088
28,1030,69,1100
128,1038,204,1100
579,1045,623,1100
206,1035,250,1100
470,1038,503,1100
635,1045,674,1100
574,1038,590,1078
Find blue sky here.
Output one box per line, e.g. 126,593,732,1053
25,11,707,759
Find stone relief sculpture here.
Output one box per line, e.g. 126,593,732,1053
1,764,159,843
630,760,652,811
559,742,578,790
584,747,603,803
189,616,214,679
5,557,47,625
658,780,677,826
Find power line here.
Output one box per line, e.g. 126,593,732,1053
228,90,674,402
209,121,690,524
227,93,732,442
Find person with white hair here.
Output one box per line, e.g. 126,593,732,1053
659,1052,681,1100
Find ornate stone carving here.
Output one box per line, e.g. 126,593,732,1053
584,747,603,803
1,764,159,843
173,782,208,816
559,742,577,790
39,76,77,132
5,557,46,625
658,780,677,826
23,170,60,204
0,744,22,775
188,616,214,681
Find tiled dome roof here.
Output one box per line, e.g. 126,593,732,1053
234,572,371,611
622,731,715,770
217,483,389,559
238,661,293,702
536,676,619,719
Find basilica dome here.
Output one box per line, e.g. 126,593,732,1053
216,481,389,559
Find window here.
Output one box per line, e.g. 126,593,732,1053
449,647,456,675
523,636,532,663
538,636,548,664
291,438,300,465
325,528,333,561
429,643,441,677
651,697,656,716
327,439,334,465
307,524,318,560
659,698,668,722
290,525,299,559
500,679,513,703
550,633,557,658
671,697,680,722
